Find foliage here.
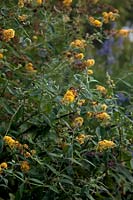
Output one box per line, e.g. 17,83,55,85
0,0,133,199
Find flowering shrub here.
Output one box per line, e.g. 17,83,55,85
0,0,133,199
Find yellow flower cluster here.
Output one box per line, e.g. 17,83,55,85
70,39,86,49
2,29,15,42
63,0,72,7
20,161,30,172
74,53,84,60
0,53,4,59
25,62,37,73
4,135,18,149
0,162,8,174
96,85,107,95
76,134,87,144
88,17,102,28
102,12,117,24
117,29,130,37
18,14,28,22
97,140,116,152
84,59,95,67
3,135,36,158
62,88,77,104
72,117,84,127
96,112,110,121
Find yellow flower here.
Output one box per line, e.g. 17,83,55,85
36,0,43,5
24,152,31,158
97,140,116,152
108,12,116,21
75,53,84,60
18,14,28,22
72,117,84,127
62,88,77,104
76,134,86,144
18,0,24,8
84,59,95,67
96,112,110,121
32,35,38,40
87,112,93,118
88,17,102,27
3,135,16,149
0,53,4,59
0,162,8,169
25,63,37,73
88,69,93,75
63,0,72,7
20,161,30,172
2,29,15,42
101,104,108,111
31,149,36,156
77,99,85,106
70,39,86,49
96,85,107,95
93,20,102,27
23,144,29,149
117,29,130,37
88,16,95,24
102,12,117,24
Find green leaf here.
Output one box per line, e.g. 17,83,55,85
130,158,133,169
60,178,73,185
45,185,59,194
29,178,44,185
44,164,59,175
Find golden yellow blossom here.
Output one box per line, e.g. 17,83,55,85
36,0,43,5
97,140,116,152
24,152,31,158
0,162,8,169
76,134,86,144
88,17,102,27
31,149,36,156
18,0,24,8
20,161,30,172
32,35,38,40
88,69,93,75
102,12,117,24
0,53,4,59
70,39,86,49
62,88,77,104
96,85,107,95
18,14,28,22
84,59,95,67
77,99,85,106
87,112,93,118
117,29,130,37
101,104,108,111
3,135,16,149
72,117,84,127
75,53,84,60
96,112,110,121
93,20,102,27
63,0,72,7
2,29,15,42
23,144,29,149
25,63,37,73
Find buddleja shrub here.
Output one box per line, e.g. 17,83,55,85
0,0,133,200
